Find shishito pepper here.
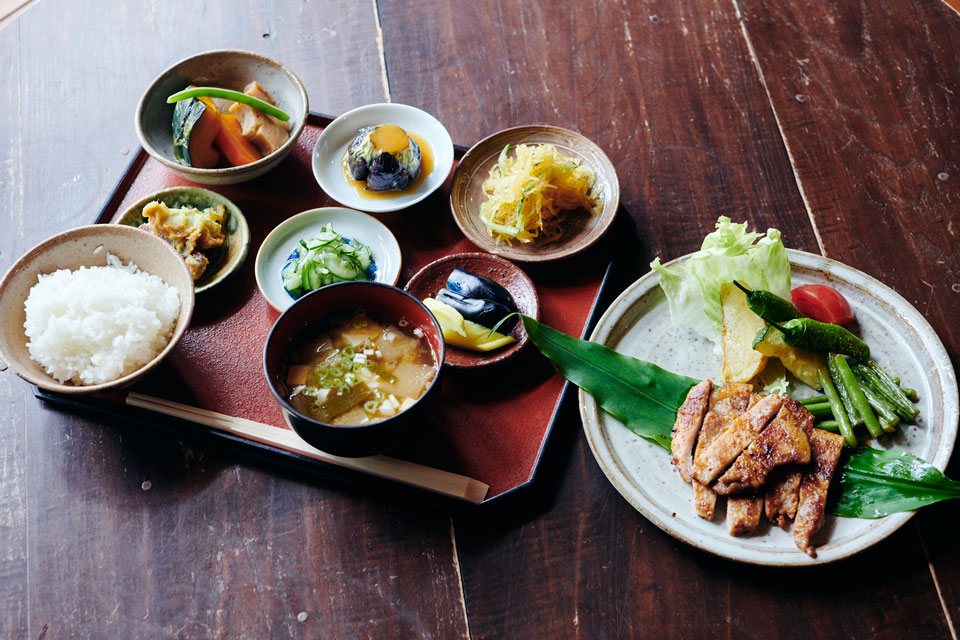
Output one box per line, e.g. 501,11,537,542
770,317,870,362
733,281,804,323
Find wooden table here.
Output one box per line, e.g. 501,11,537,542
1,0,958,637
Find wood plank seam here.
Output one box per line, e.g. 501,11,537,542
729,0,828,257
919,526,959,640
449,520,473,640
371,0,392,102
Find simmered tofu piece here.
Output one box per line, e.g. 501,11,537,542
229,81,291,156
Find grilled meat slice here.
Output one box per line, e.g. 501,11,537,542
727,494,763,536
692,480,717,520
710,382,754,414
713,399,814,495
690,384,753,520
794,428,846,557
765,468,803,529
692,394,784,485
671,380,713,483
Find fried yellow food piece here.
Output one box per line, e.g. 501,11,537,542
720,282,768,383
141,200,225,280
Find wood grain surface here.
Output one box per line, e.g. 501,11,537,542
1,0,958,637
382,0,957,638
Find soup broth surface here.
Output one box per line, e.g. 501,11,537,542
282,308,436,425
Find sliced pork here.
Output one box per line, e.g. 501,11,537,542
670,380,713,483
713,399,813,495
692,394,784,485
793,428,845,557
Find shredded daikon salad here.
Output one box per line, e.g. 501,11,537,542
479,143,602,245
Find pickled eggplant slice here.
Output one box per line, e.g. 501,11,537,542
436,288,517,331
445,268,516,311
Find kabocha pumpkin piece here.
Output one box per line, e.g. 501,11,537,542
172,96,221,169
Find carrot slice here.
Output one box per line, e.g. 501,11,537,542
215,113,263,166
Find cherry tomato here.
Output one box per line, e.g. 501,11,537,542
791,284,855,326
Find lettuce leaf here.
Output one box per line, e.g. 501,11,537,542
651,216,791,342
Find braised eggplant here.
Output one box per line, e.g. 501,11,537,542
436,289,516,331
445,268,515,310
346,124,421,192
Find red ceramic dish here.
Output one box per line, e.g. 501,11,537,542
404,252,538,368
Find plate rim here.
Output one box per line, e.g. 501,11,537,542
311,102,455,213
448,124,620,263
254,206,402,312
578,248,959,566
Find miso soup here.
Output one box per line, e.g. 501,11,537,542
280,308,436,425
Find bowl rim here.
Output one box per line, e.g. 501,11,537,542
449,124,621,262
135,48,309,178
311,102,455,213
115,185,251,294
0,224,196,394
263,281,446,431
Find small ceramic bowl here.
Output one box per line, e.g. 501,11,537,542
404,253,539,368
312,103,455,213
263,282,445,457
136,49,308,185
450,125,620,262
0,225,195,394
116,186,250,294
255,207,402,312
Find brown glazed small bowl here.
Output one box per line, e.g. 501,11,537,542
404,252,539,368
136,49,308,185
450,125,619,262
0,225,195,394
264,282,445,457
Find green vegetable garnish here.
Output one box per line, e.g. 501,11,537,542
651,216,792,343
521,315,698,450
166,86,291,122
833,448,960,518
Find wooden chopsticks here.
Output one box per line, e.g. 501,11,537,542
125,392,489,504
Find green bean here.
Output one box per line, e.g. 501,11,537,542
166,86,291,122
816,419,840,433
800,395,828,407
853,372,900,433
806,403,833,419
818,368,856,447
831,354,883,439
900,387,919,402
853,363,918,421
827,354,862,428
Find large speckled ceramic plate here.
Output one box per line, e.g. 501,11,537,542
580,249,958,566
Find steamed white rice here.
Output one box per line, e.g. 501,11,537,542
24,254,180,385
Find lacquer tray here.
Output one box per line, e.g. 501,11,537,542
34,113,622,511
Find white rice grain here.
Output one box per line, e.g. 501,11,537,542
23,254,180,385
